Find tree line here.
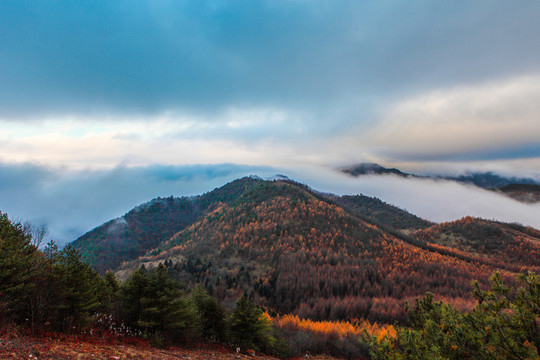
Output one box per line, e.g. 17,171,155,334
0,212,286,356
2,211,538,359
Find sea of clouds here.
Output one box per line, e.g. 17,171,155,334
1,162,539,247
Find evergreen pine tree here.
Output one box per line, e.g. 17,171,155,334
192,285,226,341
0,212,40,324
97,270,121,315
228,296,275,351
120,266,150,329
367,272,539,360
121,264,198,343
52,245,101,331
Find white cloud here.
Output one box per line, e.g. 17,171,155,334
0,163,278,245
360,74,540,158
287,167,540,229
0,107,309,169
1,162,540,247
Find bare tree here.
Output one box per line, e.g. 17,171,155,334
23,221,48,248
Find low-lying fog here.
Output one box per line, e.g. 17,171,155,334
1,163,539,246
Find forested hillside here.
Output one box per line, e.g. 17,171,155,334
72,177,264,273
412,217,540,273
3,176,539,359
77,177,539,324
73,177,433,273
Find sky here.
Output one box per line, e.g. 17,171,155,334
2,1,540,244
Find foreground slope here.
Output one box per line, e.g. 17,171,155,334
0,335,286,360
109,178,538,322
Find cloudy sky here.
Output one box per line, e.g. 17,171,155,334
2,1,540,244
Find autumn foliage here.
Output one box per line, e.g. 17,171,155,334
273,313,396,358
117,179,538,324
3,177,540,359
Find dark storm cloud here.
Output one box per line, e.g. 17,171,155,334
2,1,540,120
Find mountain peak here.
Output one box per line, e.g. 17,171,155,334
71,176,538,323
340,163,409,177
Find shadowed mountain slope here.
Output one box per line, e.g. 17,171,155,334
331,194,433,230
72,177,265,273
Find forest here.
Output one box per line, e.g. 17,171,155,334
106,179,538,324
1,209,539,359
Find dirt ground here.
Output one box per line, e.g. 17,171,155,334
0,335,340,360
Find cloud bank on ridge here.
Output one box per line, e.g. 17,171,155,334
1,162,539,247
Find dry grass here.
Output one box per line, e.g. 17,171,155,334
0,334,341,360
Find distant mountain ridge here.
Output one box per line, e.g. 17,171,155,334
339,163,409,177
492,183,540,203
72,177,539,322
447,171,539,188
341,162,540,203
341,162,539,188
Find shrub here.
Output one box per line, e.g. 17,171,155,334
367,272,539,360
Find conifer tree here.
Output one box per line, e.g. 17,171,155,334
0,212,40,324
192,285,226,341
228,296,275,351
367,272,539,360
120,266,150,328
121,264,198,343
52,245,101,330
139,264,197,335
97,271,121,315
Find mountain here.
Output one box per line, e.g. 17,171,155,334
73,176,431,273
340,163,540,203
494,183,540,203
73,177,539,323
446,171,538,188
72,176,264,273
341,162,539,188
340,163,409,177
